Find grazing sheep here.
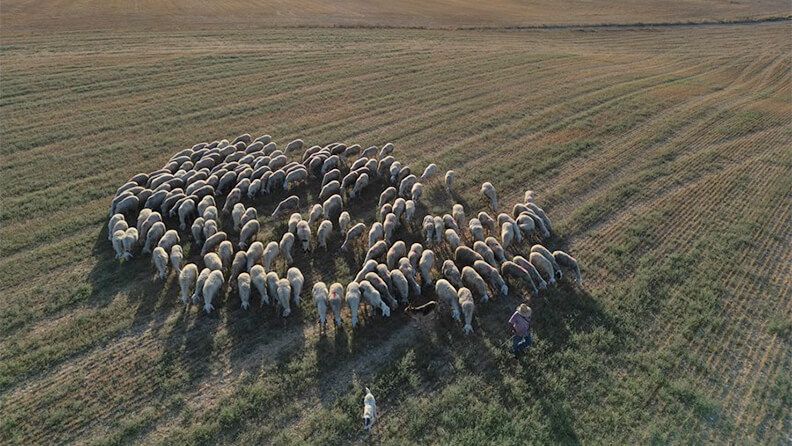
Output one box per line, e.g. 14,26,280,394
435,279,461,320
198,196,216,216
455,246,484,268
501,261,538,296
287,267,304,305
513,255,547,290
201,231,226,257
529,252,555,285
115,195,140,217
375,264,392,289
469,218,485,242
108,214,125,240
202,205,219,223
338,211,351,234
283,167,308,190
324,282,344,327
177,199,196,230
204,252,223,272
458,287,475,334
217,240,234,269
442,260,464,288
346,282,362,328
365,240,388,263
418,249,435,286
480,182,498,211
317,220,333,249
398,257,422,297
240,207,257,229
192,268,211,305
368,222,384,248
239,219,260,250
229,251,247,284
121,227,139,260
191,217,205,245
238,272,252,309
392,198,406,220
386,241,407,269
411,182,423,204
341,223,366,251
501,222,516,249
473,241,498,268
178,264,198,304
360,280,390,317
389,269,409,304
379,203,393,222
420,163,438,181
442,214,459,232
531,245,562,280
499,213,522,243
221,188,242,215
485,237,507,263
433,216,444,244
266,272,280,305
515,213,536,238
452,204,466,229
276,278,292,317
444,170,455,192
285,139,303,152
246,242,264,271
313,282,329,331
319,180,341,202
247,178,262,198
422,216,435,244
365,272,398,310
203,270,224,314
525,202,553,234
279,232,295,264
142,221,166,254
379,142,395,157
398,174,417,198
350,173,369,199
321,168,341,188
462,266,491,302
378,187,397,208
170,245,184,273
263,241,280,270
152,247,169,279
553,250,582,285
363,387,378,432
383,214,398,245
202,219,219,239
308,204,323,225
271,195,300,218
250,265,269,305
231,203,245,230
323,194,343,222
295,221,311,252
473,260,509,297
288,213,302,234
404,200,416,223
111,219,130,243
478,211,496,232
377,156,395,176
138,211,162,244
407,243,423,271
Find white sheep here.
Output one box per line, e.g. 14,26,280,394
360,280,390,317
287,267,304,305
499,213,522,243
323,194,343,222
389,269,409,304
411,182,423,204
192,268,211,305
197,196,216,217
143,221,165,254
121,227,139,261
398,174,417,198
346,282,362,328
170,245,184,273
433,216,444,244
229,251,247,284
399,257,422,298
531,244,562,280
513,255,547,290
308,204,323,225
441,260,463,288
152,247,169,279
363,387,377,431
473,241,498,268
501,261,538,296
383,214,398,245
204,252,223,271
378,187,397,208
393,198,406,220
276,278,292,317
295,220,311,252
403,200,416,224
202,205,219,223
462,266,491,302
485,237,507,263
524,190,536,203
317,220,333,249
435,279,461,320
201,231,226,257
108,214,125,240
386,241,407,269
458,287,475,334
112,230,126,259
328,282,344,327
157,229,180,253
473,260,509,297
478,211,496,232
408,243,423,271
368,222,384,248
553,250,582,285
313,282,329,331
444,229,461,250
272,195,300,218
422,216,435,244
501,222,516,249
238,272,252,310
178,263,198,304
264,241,280,269
218,240,234,269
246,242,264,271
239,219,260,250
481,182,498,211
288,212,302,234
420,163,438,181
178,199,196,230
250,265,269,305
418,249,435,286
338,211,351,234
191,217,205,245
444,170,455,192
203,270,224,314
351,173,369,199
455,245,484,267
529,252,555,285
442,214,459,232
365,240,388,263
341,223,366,251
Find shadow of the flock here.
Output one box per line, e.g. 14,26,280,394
89,145,609,434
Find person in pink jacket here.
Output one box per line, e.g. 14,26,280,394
508,304,532,358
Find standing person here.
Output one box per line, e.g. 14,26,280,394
508,304,532,358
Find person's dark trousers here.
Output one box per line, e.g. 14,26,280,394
512,333,532,357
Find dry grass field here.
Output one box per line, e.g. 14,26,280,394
2,0,790,30
1,10,791,446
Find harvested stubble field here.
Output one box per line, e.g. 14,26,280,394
1,21,791,445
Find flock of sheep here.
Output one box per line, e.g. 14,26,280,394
108,133,581,333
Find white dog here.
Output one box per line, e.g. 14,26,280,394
363,387,377,431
